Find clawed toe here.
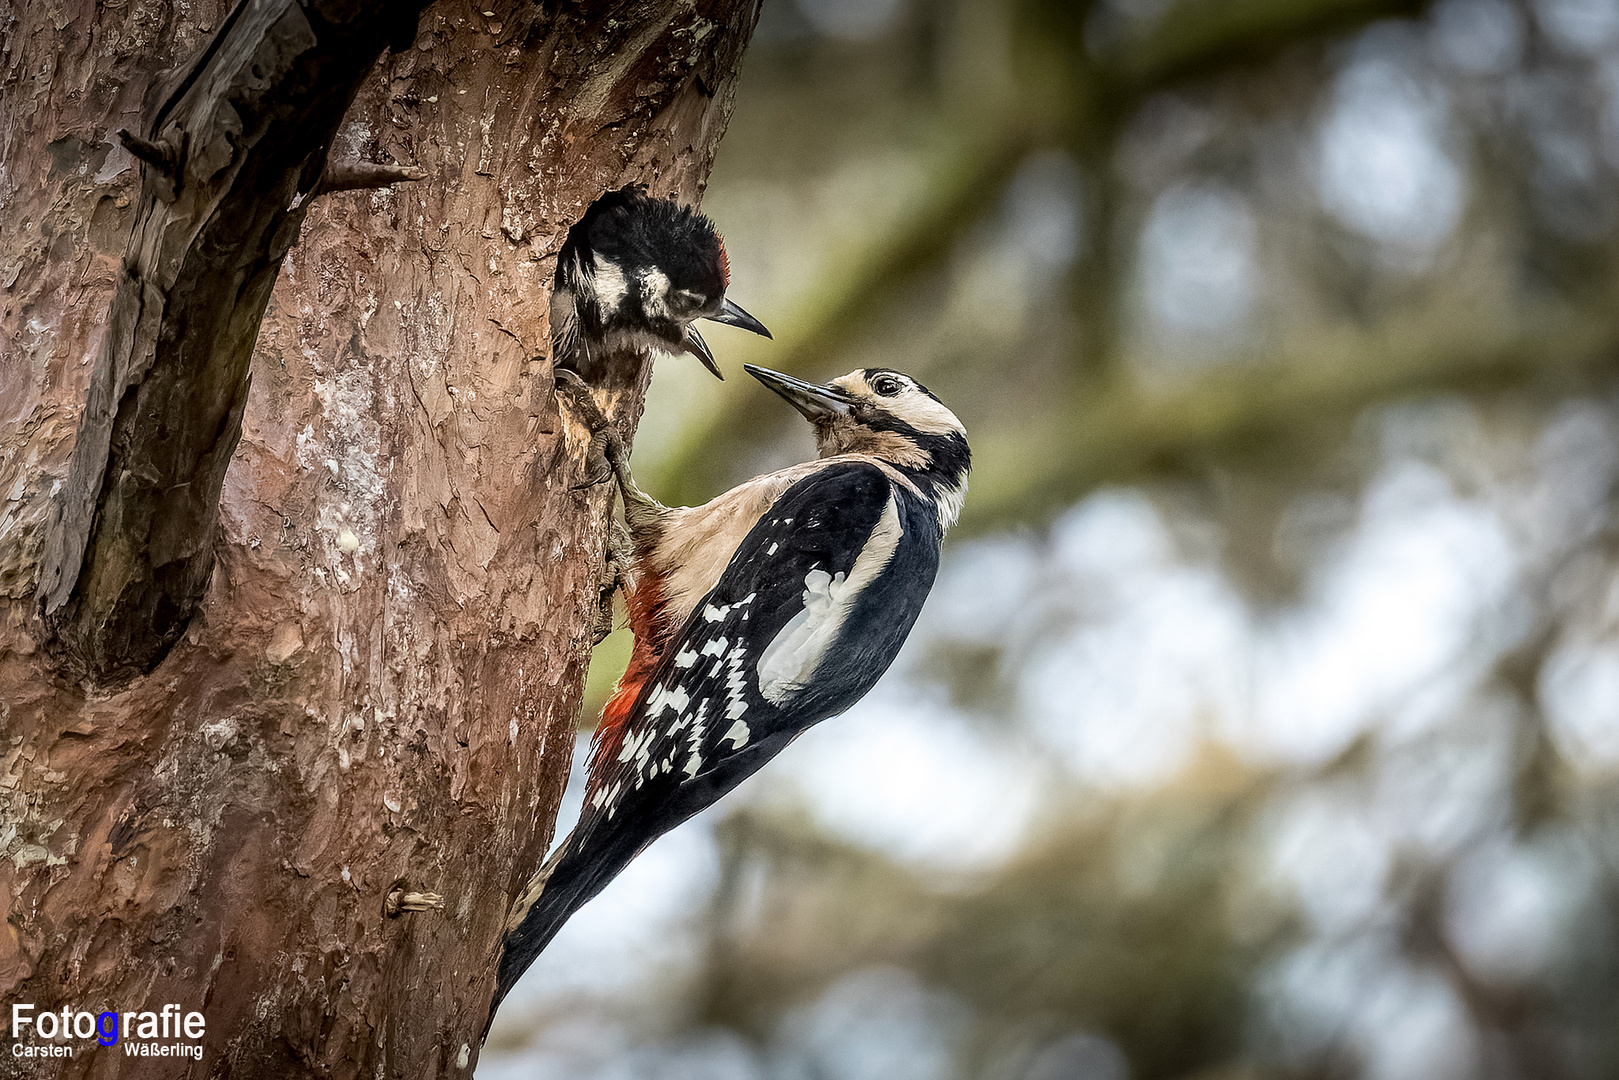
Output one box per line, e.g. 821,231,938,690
573,431,617,490
557,369,625,488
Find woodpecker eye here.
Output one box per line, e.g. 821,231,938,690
870,375,903,397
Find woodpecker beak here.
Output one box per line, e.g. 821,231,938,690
683,326,725,380
706,297,772,339
745,364,854,420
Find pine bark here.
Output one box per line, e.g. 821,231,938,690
0,1,758,1076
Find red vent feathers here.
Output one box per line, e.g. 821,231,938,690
585,567,674,801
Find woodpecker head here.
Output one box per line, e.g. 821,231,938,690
746,364,971,523
558,185,770,378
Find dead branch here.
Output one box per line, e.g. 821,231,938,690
115,128,180,174
317,160,428,195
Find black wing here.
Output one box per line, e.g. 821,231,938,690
492,462,934,1024
587,460,906,833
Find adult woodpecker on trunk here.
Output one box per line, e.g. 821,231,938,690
487,365,970,1028
550,184,771,380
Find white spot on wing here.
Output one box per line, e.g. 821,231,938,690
643,682,691,720
686,700,710,759
617,726,655,764
722,719,751,749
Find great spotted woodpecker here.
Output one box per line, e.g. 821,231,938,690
487,365,970,1026
551,185,771,380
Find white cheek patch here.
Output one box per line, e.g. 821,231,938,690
756,494,904,704
591,258,629,314
828,374,964,436
896,387,964,436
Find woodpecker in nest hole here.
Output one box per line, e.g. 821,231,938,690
551,184,771,380
487,364,969,1029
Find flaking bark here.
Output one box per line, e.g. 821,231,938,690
40,0,437,682
0,0,760,1076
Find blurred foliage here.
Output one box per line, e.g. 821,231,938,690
507,0,1619,1078
696,758,1279,1080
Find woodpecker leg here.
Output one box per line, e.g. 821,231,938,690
554,370,668,533
591,520,634,645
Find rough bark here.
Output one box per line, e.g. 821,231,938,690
39,0,437,681
0,0,759,1076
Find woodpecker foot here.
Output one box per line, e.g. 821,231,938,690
554,370,668,530
555,369,627,489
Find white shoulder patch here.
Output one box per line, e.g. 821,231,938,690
755,493,904,704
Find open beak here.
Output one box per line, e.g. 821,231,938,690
684,299,770,379
745,364,853,420
683,326,725,380
706,297,772,339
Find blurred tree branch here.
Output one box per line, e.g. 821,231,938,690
662,0,1432,504
967,312,1619,528
653,126,1040,502
1098,0,1427,93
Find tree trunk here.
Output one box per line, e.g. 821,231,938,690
0,1,758,1076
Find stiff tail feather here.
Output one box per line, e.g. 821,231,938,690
487,570,671,1038
482,817,640,1040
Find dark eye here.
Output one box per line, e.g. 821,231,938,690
871,375,902,397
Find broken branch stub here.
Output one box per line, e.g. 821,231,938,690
38,0,431,682
316,160,428,195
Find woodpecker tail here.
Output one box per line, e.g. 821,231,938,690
482,816,642,1040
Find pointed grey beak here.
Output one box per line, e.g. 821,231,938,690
745,364,853,420
683,326,725,380
706,297,771,339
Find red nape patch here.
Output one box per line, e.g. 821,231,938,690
585,569,674,801
717,236,731,288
